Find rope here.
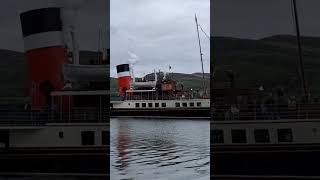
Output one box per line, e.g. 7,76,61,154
198,24,210,40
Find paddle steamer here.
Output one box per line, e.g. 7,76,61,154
0,2,109,174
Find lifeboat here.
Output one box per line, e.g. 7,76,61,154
63,64,109,82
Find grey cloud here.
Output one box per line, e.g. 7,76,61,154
110,0,210,77
212,0,320,39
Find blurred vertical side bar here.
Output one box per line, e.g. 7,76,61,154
106,0,110,177
210,0,214,178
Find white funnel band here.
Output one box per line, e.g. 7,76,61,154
24,31,64,52
117,71,130,78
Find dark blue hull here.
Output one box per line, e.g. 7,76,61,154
111,108,210,118
0,147,108,174
212,144,320,176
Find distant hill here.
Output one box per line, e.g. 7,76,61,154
4,34,320,103
213,35,320,97
0,49,106,104
0,49,27,103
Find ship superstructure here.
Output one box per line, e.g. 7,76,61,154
211,0,320,177
0,1,109,174
111,64,210,118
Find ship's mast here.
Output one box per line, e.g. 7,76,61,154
292,0,308,102
98,25,103,64
195,14,206,95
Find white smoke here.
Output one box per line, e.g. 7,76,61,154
127,51,140,65
127,51,140,83
59,0,88,65
60,0,88,29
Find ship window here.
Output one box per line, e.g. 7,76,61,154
101,131,108,145
175,102,180,107
59,131,64,139
182,103,187,107
162,103,166,107
142,103,146,108
135,103,140,108
231,129,247,143
277,129,293,142
197,102,202,107
155,103,159,108
81,131,95,145
254,129,270,143
190,102,194,107
148,103,153,108
212,129,224,143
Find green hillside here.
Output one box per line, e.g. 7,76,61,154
212,35,320,98
0,49,27,104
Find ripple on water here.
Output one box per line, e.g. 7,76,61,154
110,118,210,180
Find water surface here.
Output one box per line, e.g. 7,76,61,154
110,118,210,180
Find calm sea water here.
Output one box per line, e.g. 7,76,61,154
110,117,210,180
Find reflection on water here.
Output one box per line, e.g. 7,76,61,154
111,118,210,180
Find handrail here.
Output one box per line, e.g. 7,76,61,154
213,103,320,121
0,108,109,126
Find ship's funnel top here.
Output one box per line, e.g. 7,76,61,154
20,8,62,38
20,8,64,52
116,64,130,76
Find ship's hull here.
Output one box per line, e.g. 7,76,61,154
213,144,320,176
0,147,108,174
0,123,108,174
110,108,210,118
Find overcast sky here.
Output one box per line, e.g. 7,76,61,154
110,0,210,77
0,0,107,52
212,0,320,39
2,1,320,77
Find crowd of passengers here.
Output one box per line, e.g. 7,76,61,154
213,90,320,121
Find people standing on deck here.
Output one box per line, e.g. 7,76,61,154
288,96,297,109
267,93,276,119
230,104,240,120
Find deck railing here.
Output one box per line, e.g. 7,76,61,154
213,103,320,121
0,108,109,126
